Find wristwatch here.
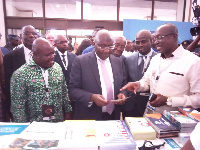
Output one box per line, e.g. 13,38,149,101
166,97,172,106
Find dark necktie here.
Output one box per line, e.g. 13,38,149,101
139,56,147,77
62,55,66,66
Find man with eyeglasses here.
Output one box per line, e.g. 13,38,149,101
69,29,127,120
121,23,200,114
4,25,38,121
121,30,157,118
112,35,126,61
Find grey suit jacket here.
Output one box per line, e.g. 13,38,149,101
68,50,127,120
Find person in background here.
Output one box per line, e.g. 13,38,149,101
112,35,126,61
0,33,6,122
72,41,79,54
45,32,55,46
0,33,9,55
69,29,127,120
82,28,102,55
75,39,92,55
67,36,74,52
181,122,200,150
4,25,38,121
181,39,193,49
3,34,20,51
122,30,157,118
11,38,72,122
121,23,200,114
122,39,136,57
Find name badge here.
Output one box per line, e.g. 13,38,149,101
42,105,55,120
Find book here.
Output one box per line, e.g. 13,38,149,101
178,107,200,122
125,117,156,140
163,110,197,128
145,113,180,138
0,122,29,136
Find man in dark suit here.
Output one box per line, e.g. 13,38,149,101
68,30,127,120
122,29,157,118
54,35,76,85
54,35,76,118
4,25,38,121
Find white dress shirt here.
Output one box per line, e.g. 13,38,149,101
88,53,114,112
190,122,200,150
139,45,200,113
24,46,32,63
56,48,68,70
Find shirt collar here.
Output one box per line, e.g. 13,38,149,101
24,45,32,55
95,52,110,62
160,45,183,59
56,48,68,56
138,48,153,57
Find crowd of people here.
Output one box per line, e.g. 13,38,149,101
0,23,200,149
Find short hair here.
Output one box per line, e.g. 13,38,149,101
114,35,127,45
94,29,114,44
7,34,19,40
21,25,36,33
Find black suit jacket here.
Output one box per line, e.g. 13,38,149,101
68,50,127,120
122,50,157,116
54,51,76,85
4,46,26,115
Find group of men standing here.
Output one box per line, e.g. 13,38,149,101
1,23,200,124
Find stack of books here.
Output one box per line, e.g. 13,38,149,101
163,110,197,133
125,117,156,140
145,113,180,138
178,107,200,122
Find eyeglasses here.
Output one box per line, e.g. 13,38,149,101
153,33,175,41
23,31,38,36
55,41,68,44
96,44,115,50
139,140,165,150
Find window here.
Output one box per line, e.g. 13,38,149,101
6,0,42,17
83,0,117,20
45,0,81,19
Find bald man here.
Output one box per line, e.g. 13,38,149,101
121,23,200,114
122,29,157,118
54,35,76,85
10,38,72,122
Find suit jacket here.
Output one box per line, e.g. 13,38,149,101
54,51,76,85
123,50,157,113
4,46,26,116
68,50,127,120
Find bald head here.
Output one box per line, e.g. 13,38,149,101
54,35,70,53
32,38,55,69
135,29,152,55
156,23,178,35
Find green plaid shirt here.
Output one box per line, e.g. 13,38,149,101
11,58,72,122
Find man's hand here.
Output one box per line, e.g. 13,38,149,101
150,94,167,107
111,93,127,105
90,94,109,107
120,82,140,94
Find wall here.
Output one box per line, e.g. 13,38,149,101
123,19,195,43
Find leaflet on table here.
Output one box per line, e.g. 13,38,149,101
20,121,65,140
0,122,30,136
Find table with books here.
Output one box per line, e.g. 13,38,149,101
0,107,199,150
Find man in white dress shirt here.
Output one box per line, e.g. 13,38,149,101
121,23,200,114
4,25,38,121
